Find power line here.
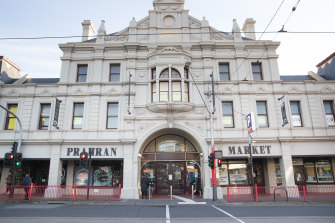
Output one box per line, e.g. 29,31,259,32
0,31,334,40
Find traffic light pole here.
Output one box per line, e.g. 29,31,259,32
248,133,256,201
0,105,23,187
209,73,217,201
210,111,217,201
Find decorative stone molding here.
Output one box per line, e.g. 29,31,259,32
147,102,194,113
105,31,129,41
136,123,156,133
138,20,150,28
189,19,201,28
38,89,53,96
210,32,233,41
185,121,206,137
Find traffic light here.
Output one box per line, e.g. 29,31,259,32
4,153,15,168
80,152,88,167
15,153,22,167
208,153,214,169
217,158,222,167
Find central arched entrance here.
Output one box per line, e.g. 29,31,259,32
140,134,201,195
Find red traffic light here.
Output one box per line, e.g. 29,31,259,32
218,158,222,167
9,154,14,159
80,153,86,159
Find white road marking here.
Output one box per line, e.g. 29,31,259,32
172,195,206,204
166,204,170,223
212,205,246,223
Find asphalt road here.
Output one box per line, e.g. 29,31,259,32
0,202,335,223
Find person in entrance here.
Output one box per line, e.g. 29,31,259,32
141,174,150,199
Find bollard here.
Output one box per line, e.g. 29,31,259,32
192,185,194,199
149,185,151,200
170,185,172,199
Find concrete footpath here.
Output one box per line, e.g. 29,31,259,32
1,198,334,207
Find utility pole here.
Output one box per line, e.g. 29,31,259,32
246,112,256,200
209,73,217,201
185,60,217,200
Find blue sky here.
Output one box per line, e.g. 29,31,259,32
1,0,334,78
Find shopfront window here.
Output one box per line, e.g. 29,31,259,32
304,162,317,183
228,162,248,185
316,161,334,183
275,159,282,185
74,161,122,187
219,163,229,185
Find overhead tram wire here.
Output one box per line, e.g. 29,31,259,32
217,0,303,120
218,0,303,95
1,31,335,41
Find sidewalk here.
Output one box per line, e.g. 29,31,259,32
1,198,334,207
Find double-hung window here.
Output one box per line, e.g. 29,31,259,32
72,103,84,129
256,101,269,127
5,104,18,130
39,104,51,130
219,63,230,81
290,101,303,127
222,101,234,128
77,65,87,82
252,63,263,81
323,101,335,126
107,103,118,129
110,64,120,82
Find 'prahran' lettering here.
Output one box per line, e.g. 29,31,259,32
67,147,117,157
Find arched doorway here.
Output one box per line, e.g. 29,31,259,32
140,134,201,195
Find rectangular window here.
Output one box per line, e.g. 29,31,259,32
39,104,51,130
152,83,157,102
252,63,263,81
256,101,269,127
323,101,335,126
172,82,181,101
107,103,118,129
316,161,334,183
72,103,84,129
304,162,317,183
5,104,18,130
275,159,282,185
290,101,302,127
77,65,87,82
159,82,168,102
222,101,234,128
219,63,230,81
110,64,120,82
152,68,156,80
219,163,229,186
184,83,189,102
228,161,248,185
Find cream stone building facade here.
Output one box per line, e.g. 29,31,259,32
1,0,335,199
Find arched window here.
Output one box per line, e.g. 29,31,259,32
151,67,189,103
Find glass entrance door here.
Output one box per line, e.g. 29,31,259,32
156,162,169,195
155,162,186,195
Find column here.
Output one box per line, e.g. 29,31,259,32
46,145,63,198
121,144,138,199
280,143,299,197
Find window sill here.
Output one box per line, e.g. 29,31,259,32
147,102,194,113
